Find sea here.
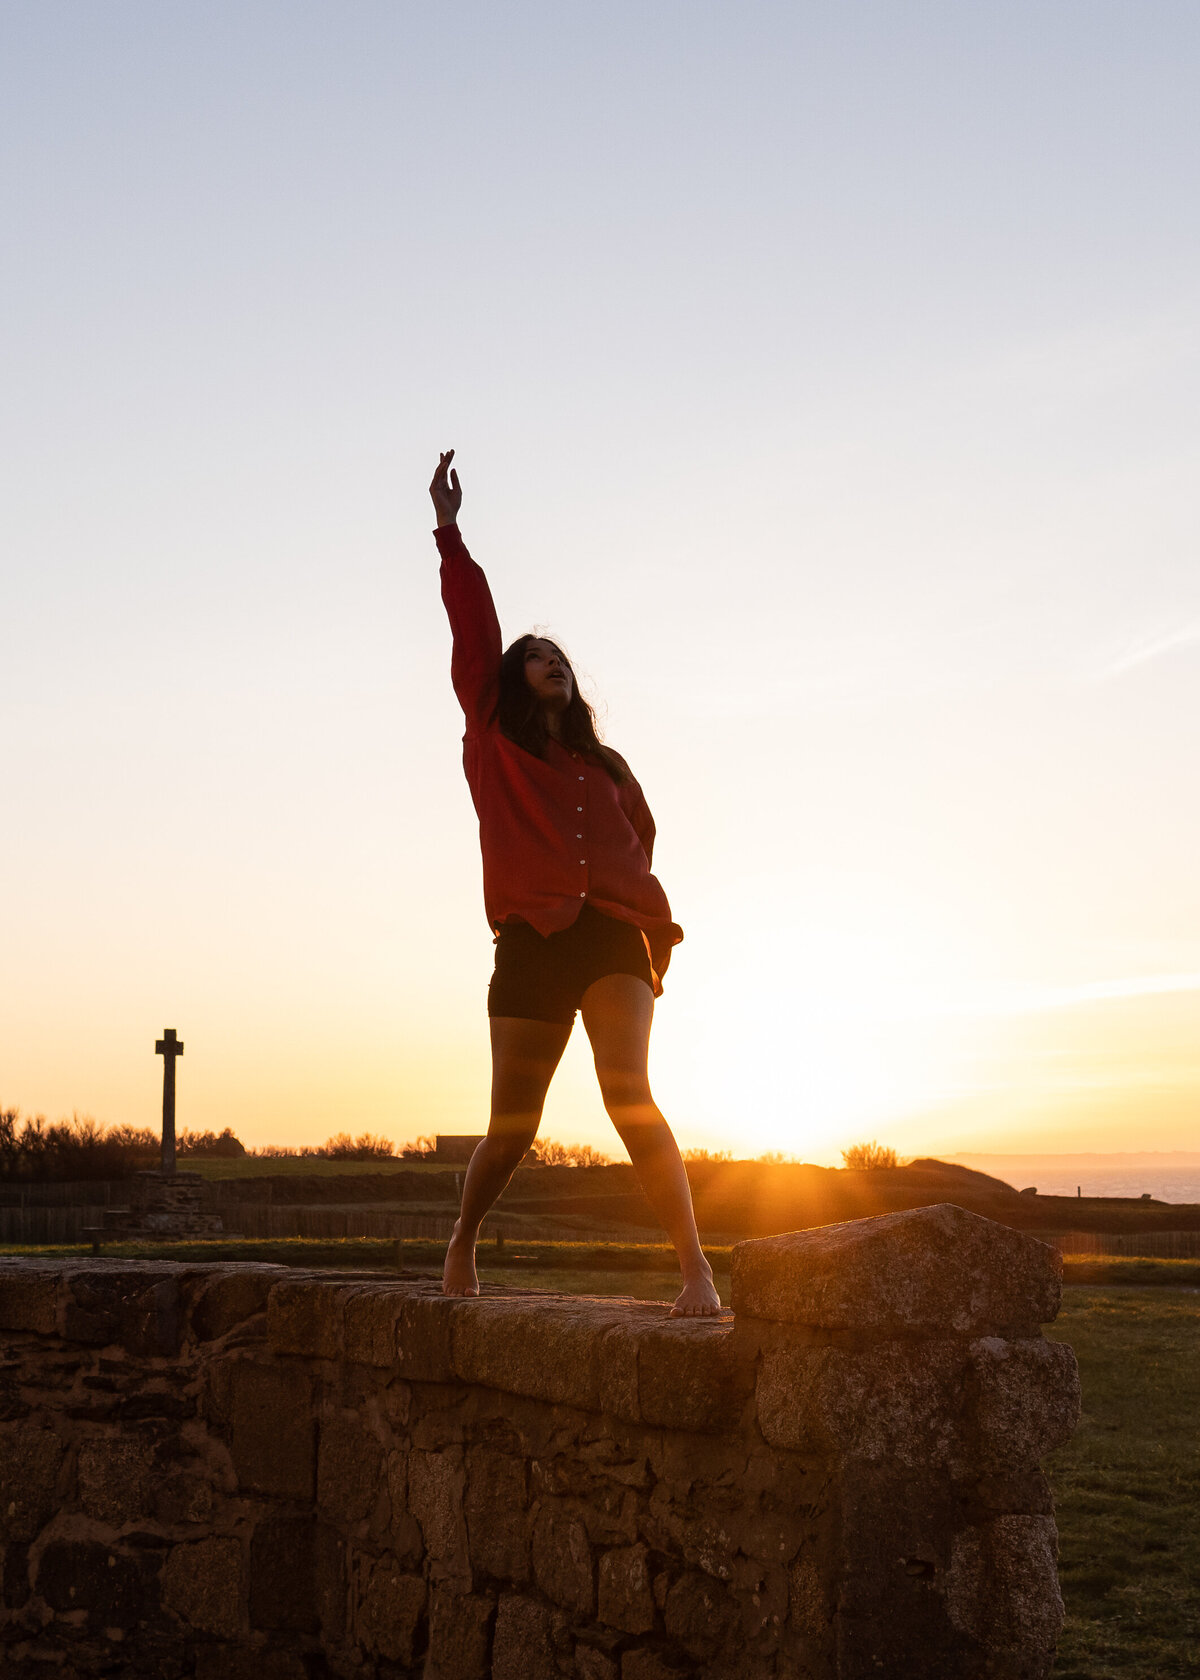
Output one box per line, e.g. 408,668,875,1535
950,1155,1200,1205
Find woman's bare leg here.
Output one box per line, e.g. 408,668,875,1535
442,1015,572,1296
580,973,721,1317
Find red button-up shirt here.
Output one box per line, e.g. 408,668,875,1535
437,523,682,987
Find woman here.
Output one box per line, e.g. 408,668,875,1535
430,450,720,1316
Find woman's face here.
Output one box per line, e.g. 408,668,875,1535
523,639,574,709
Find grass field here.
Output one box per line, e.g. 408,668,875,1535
1045,1288,1200,1679
1,1238,1196,1675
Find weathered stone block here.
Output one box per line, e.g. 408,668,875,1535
944,1514,1063,1664
0,1266,56,1333
637,1318,747,1432
408,1446,469,1580
154,1467,216,1526
732,1203,1061,1336
621,1650,685,1680
663,1569,741,1660
228,1360,314,1497
161,1535,242,1637
756,1340,969,1464
78,1432,157,1526
267,1276,349,1359
354,1558,425,1663
60,1266,182,1354
532,1502,594,1614
466,1446,530,1582
492,1591,567,1680
36,1538,145,1627
970,1336,1082,1470
576,1640,621,1680
3,1539,31,1608
426,1583,496,1680
317,1414,384,1525
187,1268,276,1341
452,1297,607,1408
0,1424,64,1541
599,1542,656,1634
343,1285,403,1366
248,1515,319,1631
394,1290,461,1381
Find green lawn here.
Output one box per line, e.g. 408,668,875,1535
1046,1288,1200,1679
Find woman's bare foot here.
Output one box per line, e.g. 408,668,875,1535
671,1265,722,1317
442,1222,480,1297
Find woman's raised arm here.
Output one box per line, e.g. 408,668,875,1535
431,450,501,733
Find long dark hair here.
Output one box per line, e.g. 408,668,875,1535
498,634,631,785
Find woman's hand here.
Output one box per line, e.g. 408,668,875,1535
430,449,462,528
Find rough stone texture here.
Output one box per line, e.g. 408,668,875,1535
0,1206,1079,1678
426,1582,496,1680
161,1535,242,1636
732,1201,1062,1335
354,1557,425,1662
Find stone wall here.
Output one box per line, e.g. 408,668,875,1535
0,1203,1080,1679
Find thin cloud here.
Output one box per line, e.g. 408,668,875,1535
1102,618,1200,678
983,971,1200,1017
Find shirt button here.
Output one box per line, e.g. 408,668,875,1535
576,833,582,839
579,891,586,897
578,775,585,781
576,806,583,812
579,859,586,865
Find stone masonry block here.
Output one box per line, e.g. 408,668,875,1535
756,1340,970,1464
532,1502,594,1615
0,1266,56,1333
267,1276,353,1358
318,1414,384,1525
732,1204,1061,1336
409,1447,470,1580
343,1285,405,1366
36,1539,144,1627
78,1432,157,1526
451,1297,610,1408
426,1583,496,1680
228,1360,315,1498
355,1558,426,1664
970,1337,1082,1471
162,1535,243,1638
394,1291,461,1382
599,1542,656,1634
636,1317,747,1433
492,1592,568,1680
944,1514,1063,1664
248,1515,320,1631
0,1425,64,1541
663,1569,742,1661
187,1267,278,1341
58,1264,183,1354
466,1446,529,1582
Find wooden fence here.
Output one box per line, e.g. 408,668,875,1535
217,1204,460,1241
1048,1229,1200,1259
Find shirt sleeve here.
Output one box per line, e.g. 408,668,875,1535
619,772,657,867
436,525,501,734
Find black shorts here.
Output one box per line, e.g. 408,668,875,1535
487,905,653,1025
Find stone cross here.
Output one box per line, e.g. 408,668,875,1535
155,1028,184,1175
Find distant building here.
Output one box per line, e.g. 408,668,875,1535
434,1135,486,1163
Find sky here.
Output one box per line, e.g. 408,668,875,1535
3,1,1199,1163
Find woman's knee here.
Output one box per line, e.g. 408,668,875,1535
598,1075,657,1124
483,1119,538,1165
